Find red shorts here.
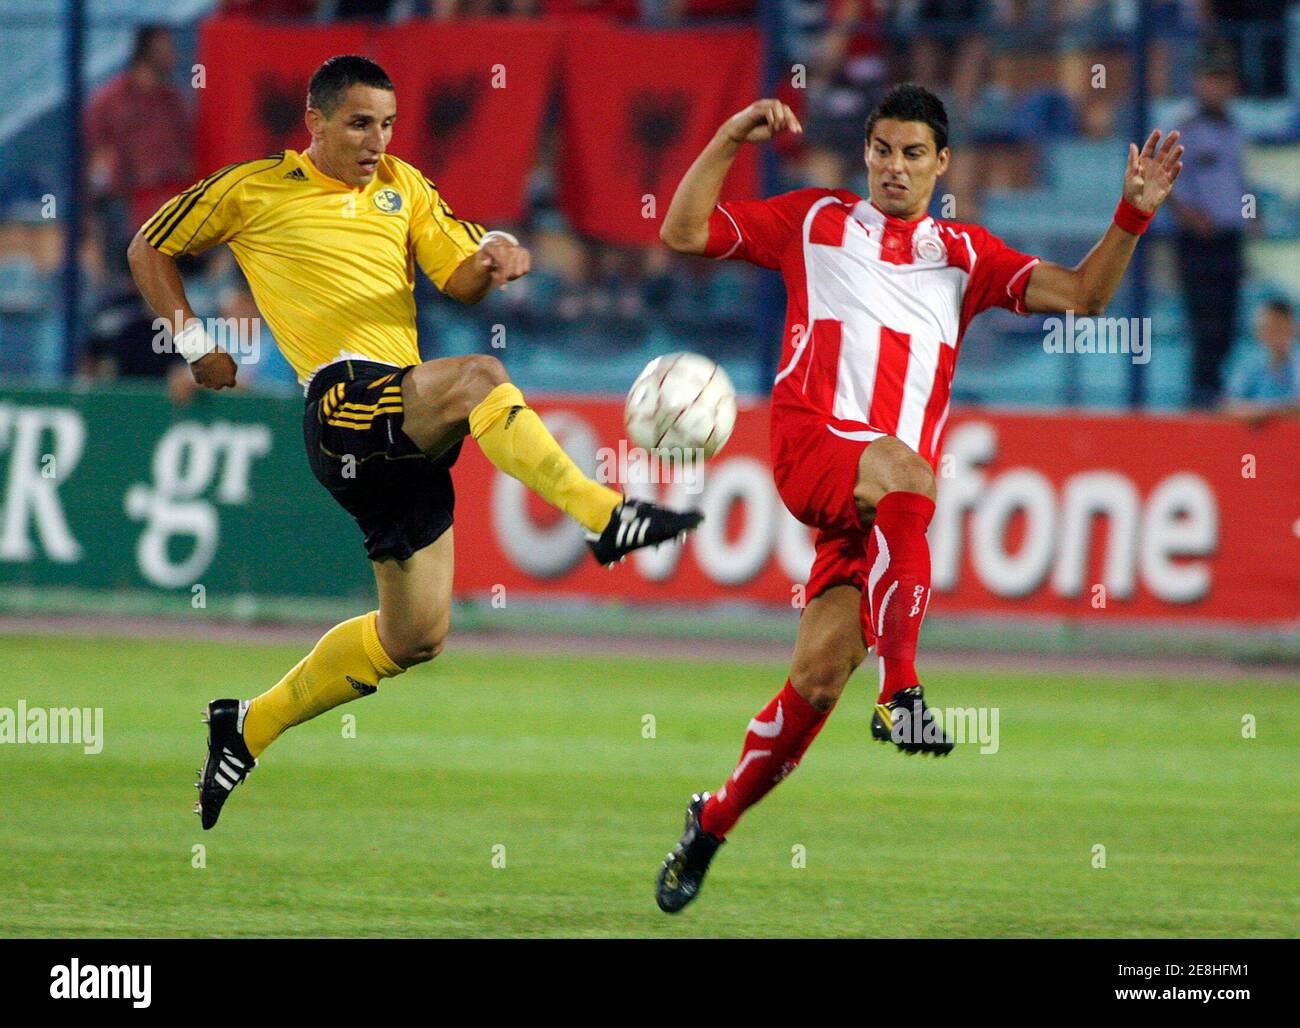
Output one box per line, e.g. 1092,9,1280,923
771,405,885,636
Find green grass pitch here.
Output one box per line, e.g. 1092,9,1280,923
1,633,1295,938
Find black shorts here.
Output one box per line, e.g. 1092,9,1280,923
303,359,461,562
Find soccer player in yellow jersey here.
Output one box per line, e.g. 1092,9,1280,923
127,55,702,830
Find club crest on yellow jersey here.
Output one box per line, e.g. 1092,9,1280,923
373,189,403,214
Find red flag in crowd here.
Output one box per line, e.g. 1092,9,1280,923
557,23,762,245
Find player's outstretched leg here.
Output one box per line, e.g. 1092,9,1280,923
658,681,831,912
194,530,452,829
194,609,406,829
854,437,953,756
656,586,864,913
401,356,702,565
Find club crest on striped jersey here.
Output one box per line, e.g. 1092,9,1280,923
373,189,403,214
914,235,945,262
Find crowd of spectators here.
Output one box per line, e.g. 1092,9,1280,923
0,2,1295,415
1222,298,1300,424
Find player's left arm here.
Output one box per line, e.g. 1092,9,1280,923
442,233,531,304
409,175,530,304
1023,130,1183,316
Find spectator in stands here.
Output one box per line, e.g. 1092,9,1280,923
1146,0,1202,99
803,0,887,157
1221,299,1300,424
85,26,195,268
1169,46,1246,408
1055,0,1122,102
0,195,66,383
1210,0,1289,98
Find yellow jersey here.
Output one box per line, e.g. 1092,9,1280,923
140,148,485,386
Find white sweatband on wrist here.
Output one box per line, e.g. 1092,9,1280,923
174,319,218,364
477,230,519,251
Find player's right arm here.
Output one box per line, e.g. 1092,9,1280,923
659,99,802,255
126,156,279,390
126,236,236,389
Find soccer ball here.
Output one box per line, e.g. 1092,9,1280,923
625,352,737,459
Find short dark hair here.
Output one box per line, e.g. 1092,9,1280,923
1262,298,1295,320
308,55,394,118
865,84,949,153
130,25,170,67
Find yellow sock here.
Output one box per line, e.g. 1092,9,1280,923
242,610,403,758
468,382,621,533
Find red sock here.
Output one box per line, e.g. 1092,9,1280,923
700,680,830,839
864,490,936,705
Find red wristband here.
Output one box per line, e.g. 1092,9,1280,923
1113,198,1154,235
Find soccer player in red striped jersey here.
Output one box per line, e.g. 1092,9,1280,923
653,84,1183,913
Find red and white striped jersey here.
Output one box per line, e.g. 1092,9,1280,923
705,187,1040,467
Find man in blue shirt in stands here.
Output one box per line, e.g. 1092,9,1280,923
1222,298,1299,424
1170,46,1247,408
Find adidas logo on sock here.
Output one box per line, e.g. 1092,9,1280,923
346,675,377,696
504,405,522,429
